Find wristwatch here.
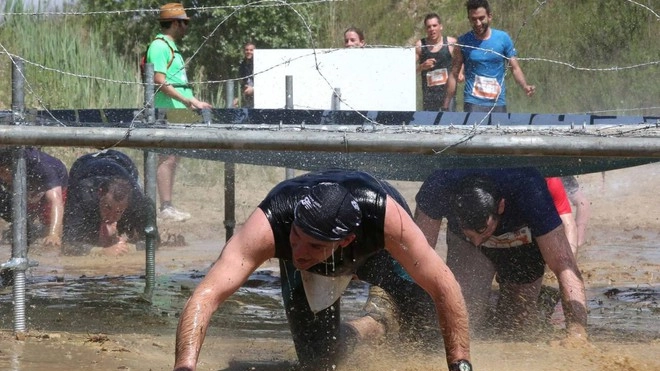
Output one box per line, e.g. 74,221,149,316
449,360,473,371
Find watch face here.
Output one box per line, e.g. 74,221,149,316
451,360,472,371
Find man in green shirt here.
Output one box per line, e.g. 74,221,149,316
147,3,212,221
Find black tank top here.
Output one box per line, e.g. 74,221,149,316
420,36,452,102
258,170,400,276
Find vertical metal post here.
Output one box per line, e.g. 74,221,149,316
223,81,236,241
285,75,295,179
331,88,341,111
285,75,294,110
142,63,158,300
226,79,235,109
10,58,28,334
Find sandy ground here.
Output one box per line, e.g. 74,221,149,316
0,161,659,370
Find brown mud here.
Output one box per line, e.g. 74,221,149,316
0,163,658,370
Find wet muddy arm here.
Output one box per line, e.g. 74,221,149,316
413,207,443,249
537,227,588,338
41,186,64,248
384,198,471,366
442,47,463,110
174,209,276,370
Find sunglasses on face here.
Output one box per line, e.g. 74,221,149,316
179,19,189,26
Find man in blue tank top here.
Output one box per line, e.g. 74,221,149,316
442,0,536,112
173,170,473,371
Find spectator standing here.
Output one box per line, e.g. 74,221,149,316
146,2,212,221
343,27,365,48
233,41,255,108
415,13,458,111
443,0,535,112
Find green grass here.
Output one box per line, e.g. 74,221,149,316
0,1,140,109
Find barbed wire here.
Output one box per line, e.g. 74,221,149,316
1,0,656,21
2,43,657,88
626,0,660,19
0,0,340,17
0,43,67,127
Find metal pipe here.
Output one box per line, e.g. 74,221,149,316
223,161,236,241
225,80,235,108
284,76,296,179
285,75,293,110
10,148,28,334
224,81,236,241
143,63,155,124
142,63,157,300
331,88,341,111
0,125,658,158
11,58,24,114
10,58,28,334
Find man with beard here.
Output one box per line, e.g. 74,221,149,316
173,169,472,371
442,0,535,112
147,3,212,222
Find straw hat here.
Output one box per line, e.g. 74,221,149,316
158,3,190,21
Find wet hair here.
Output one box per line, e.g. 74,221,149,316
466,0,491,15
450,175,502,231
344,27,365,42
424,13,441,25
100,177,134,203
294,182,362,241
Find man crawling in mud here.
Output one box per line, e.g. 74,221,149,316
414,168,588,341
62,150,154,256
173,169,473,371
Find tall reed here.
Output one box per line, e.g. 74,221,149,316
0,0,140,109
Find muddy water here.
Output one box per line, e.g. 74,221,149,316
0,236,657,371
0,163,659,370
0,248,657,340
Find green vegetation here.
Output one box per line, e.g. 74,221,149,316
0,1,140,109
0,0,657,114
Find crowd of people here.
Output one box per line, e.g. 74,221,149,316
0,2,597,371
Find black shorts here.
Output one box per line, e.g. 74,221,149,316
479,243,546,284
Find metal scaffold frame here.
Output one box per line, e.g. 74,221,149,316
1,59,659,335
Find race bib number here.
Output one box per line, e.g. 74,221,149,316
482,226,533,248
472,75,501,100
427,68,448,87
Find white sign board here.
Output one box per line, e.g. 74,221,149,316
253,48,416,111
